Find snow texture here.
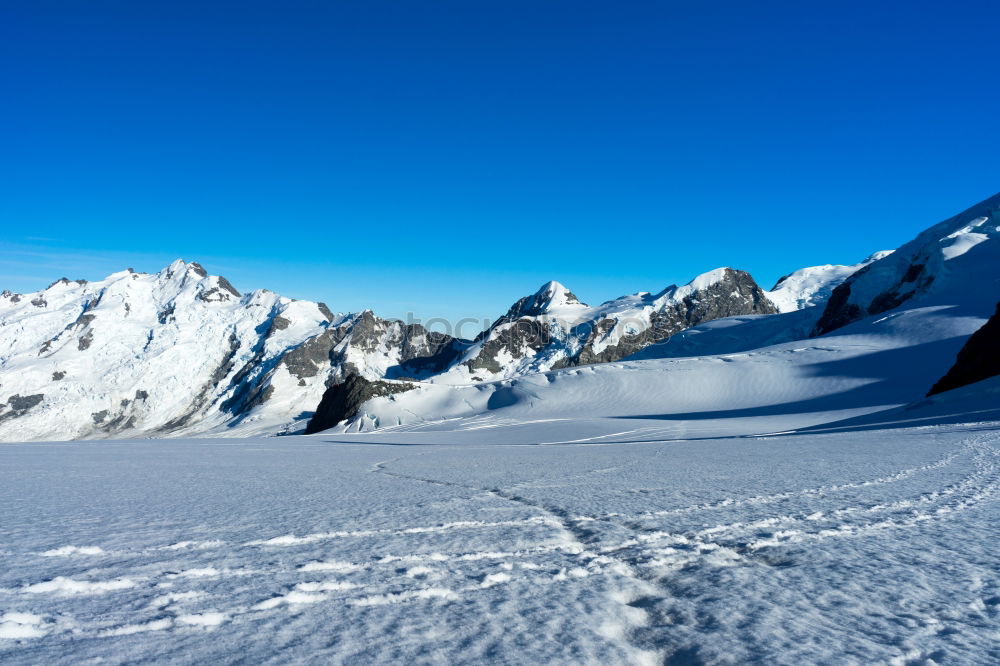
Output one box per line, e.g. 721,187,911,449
1,399,998,663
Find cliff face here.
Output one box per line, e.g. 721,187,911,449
928,302,1000,396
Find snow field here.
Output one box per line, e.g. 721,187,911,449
1,420,998,664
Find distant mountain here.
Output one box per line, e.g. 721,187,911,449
0,260,464,441
432,268,778,383
0,262,780,440
626,251,895,361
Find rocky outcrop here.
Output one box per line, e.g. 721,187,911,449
451,268,778,379
304,375,415,434
0,394,44,423
340,310,466,379
812,260,937,335
572,268,777,366
928,302,1000,396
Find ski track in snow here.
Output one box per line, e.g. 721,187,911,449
2,429,998,663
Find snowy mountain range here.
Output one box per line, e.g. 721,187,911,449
0,263,464,440
323,190,1000,433
0,263,783,441
1,191,998,441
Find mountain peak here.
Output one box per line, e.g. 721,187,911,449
510,281,586,318
862,250,895,264
491,281,588,328
160,259,211,280
533,281,582,306
684,267,736,291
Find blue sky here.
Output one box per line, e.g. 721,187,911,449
3,0,999,322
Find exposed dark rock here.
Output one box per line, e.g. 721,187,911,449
52,371,65,381
30,297,47,308
217,276,241,298
305,375,414,434
928,302,1000,396
40,306,94,353
198,286,234,302
1,290,22,303
500,283,584,323
467,319,552,373
0,394,44,423
78,329,94,351
770,273,793,291
188,262,209,278
157,303,176,324
195,272,241,303
811,281,863,337
575,268,777,366
317,302,336,322
280,329,341,380
343,311,467,378
91,410,108,424
135,390,149,400
271,315,290,331
394,338,468,378
47,278,71,289
105,414,137,431
273,311,465,383
813,260,936,337
100,408,137,432
8,394,43,411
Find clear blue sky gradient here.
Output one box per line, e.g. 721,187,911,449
3,1,999,322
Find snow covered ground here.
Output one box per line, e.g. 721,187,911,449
2,393,999,663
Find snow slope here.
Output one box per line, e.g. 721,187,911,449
1,409,998,663
331,301,988,438
764,250,892,313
